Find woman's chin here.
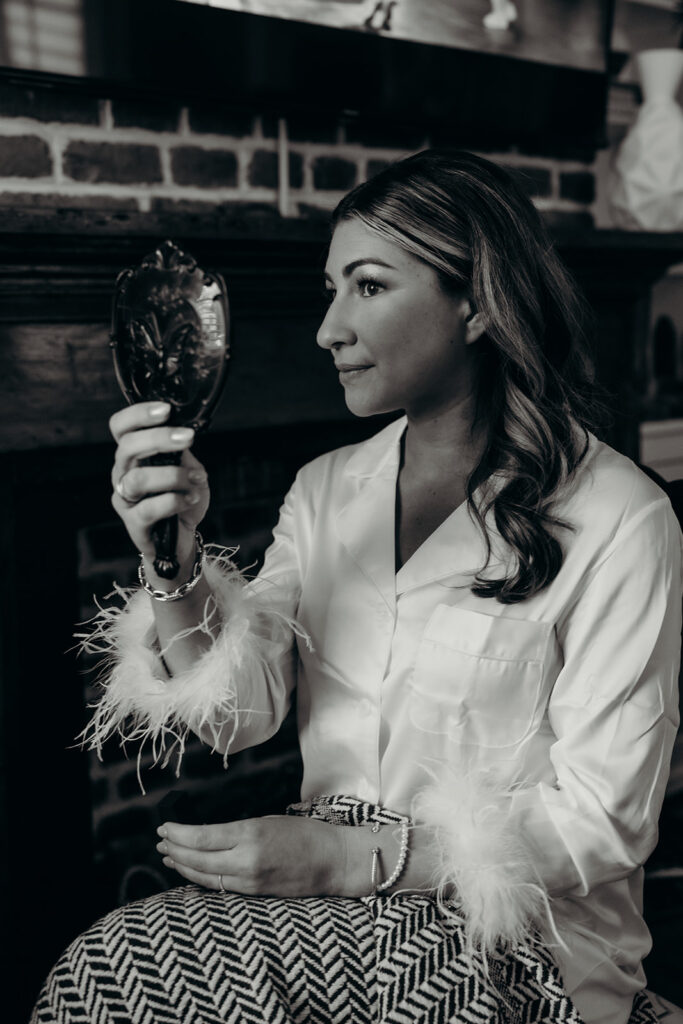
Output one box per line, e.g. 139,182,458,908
343,393,394,419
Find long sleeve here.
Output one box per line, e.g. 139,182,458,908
511,498,681,895
414,497,682,950
80,477,305,771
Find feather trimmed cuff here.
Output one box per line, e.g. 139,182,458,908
77,549,306,775
412,766,558,956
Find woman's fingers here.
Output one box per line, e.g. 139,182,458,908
159,822,239,850
113,425,195,479
109,401,171,442
157,841,237,877
112,463,208,505
161,860,238,892
112,489,202,526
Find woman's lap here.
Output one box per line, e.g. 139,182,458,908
30,884,598,1024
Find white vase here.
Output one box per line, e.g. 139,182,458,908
609,49,683,231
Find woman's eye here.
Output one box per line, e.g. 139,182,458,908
323,287,336,304
358,278,383,298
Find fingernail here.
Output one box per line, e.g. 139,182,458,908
149,403,170,418
157,825,167,838
170,428,193,443
188,492,200,505
163,857,174,868
156,841,167,854
188,470,206,484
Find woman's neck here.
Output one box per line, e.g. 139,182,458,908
401,400,485,482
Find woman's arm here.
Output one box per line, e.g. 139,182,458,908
81,402,303,766
155,812,442,899
413,497,682,949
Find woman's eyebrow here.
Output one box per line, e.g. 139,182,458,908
323,257,397,280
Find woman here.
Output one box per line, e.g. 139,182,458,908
32,150,682,1024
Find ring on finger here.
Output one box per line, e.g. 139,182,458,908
218,874,226,893
115,475,136,504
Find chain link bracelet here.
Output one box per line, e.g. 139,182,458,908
138,531,205,602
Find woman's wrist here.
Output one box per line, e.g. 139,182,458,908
140,531,200,595
332,823,409,898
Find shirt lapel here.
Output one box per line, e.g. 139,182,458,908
335,418,405,613
395,499,498,596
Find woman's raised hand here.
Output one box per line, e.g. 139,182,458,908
110,402,210,566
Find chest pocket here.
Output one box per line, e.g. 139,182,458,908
410,605,553,749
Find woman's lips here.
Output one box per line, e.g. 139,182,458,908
336,364,372,381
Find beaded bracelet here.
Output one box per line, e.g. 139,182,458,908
138,531,205,602
370,816,411,895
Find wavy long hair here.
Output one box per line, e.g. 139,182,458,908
332,149,601,603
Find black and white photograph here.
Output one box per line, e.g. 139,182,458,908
0,2,682,1023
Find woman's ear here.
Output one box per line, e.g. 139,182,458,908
464,305,486,344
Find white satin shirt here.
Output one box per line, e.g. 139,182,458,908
232,416,682,1024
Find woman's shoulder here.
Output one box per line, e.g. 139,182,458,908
561,432,681,551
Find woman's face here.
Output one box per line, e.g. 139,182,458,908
318,217,481,420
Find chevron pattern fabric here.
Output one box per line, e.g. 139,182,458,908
31,796,660,1024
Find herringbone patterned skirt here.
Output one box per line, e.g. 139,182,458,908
30,797,659,1024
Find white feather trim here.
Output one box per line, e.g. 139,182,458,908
412,765,562,957
76,548,308,781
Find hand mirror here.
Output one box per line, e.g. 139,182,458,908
111,240,230,579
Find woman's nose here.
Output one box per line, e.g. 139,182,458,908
316,301,357,351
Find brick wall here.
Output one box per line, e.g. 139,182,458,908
0,80,597,230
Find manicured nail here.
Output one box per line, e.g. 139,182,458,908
188,470,206,484
163,857,174,868
157,825,168,838
170,428,193,443
148,403,170,418
187,492,200,505
156,841,167,854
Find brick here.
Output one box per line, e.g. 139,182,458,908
118,764,176,800
559,171,596,205
0,81,99,124
248,150,303,190
187,105,255,137
63,141,162,184
112,97,180,132
171,146,238,188
289,152,304,189
90,776,110,809
501,164,552,199
95,806,154,845
0,135,51,177
540,209,594,232
312,156,357,191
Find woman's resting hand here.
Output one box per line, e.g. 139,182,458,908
157,815,437,898
156,816,349,897
110,401,210,566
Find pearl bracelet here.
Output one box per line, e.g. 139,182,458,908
138,531,205,602
370,815,411,895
